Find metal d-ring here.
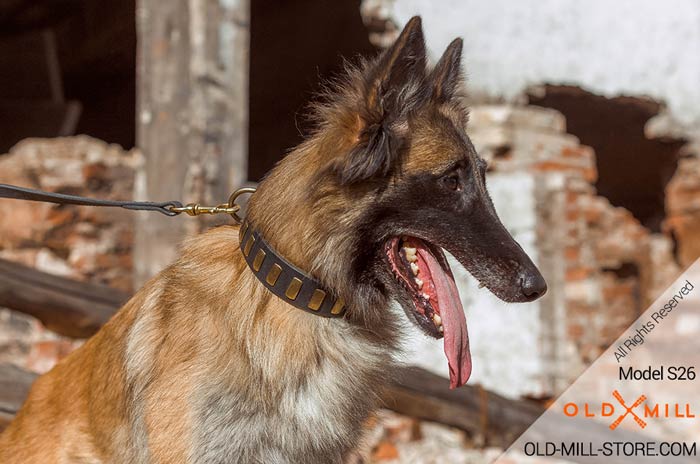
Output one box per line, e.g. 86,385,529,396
228,187,257,223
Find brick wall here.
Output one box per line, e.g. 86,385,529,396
466,104,680,394
0,136,140,372
666,154,700,267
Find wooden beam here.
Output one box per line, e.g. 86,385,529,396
0,265,666,457
383,365,544,448
134,0,249,286
0,258,125,338
0,363,37,432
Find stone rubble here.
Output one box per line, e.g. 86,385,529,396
467,104,681,390
0,136,140,372
665,153,700,267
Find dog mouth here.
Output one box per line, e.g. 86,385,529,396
385,236,472,388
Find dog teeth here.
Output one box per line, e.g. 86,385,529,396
433,313,444,333
404,247,417,262
410,262,419,275
422,293,430,300
415,278,423,289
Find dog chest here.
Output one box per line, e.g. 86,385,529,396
188,332,389,463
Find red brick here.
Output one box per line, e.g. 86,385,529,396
566,267,592,281
373,442,399,460
564,246,580,261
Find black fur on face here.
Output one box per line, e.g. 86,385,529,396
354,131,547,306
334,18,546,328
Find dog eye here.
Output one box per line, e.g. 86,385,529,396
443,174,461,191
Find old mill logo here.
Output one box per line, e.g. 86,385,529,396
563,390,696,430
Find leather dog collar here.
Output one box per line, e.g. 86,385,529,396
238,220,346,318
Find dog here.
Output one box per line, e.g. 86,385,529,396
0,16,546,463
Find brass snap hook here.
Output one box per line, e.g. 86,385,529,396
167,187,256,221
168,202,240,217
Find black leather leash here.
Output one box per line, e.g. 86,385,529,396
0,183,345,318
0,183,183,216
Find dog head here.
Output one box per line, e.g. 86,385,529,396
250,17,546,387
330,16,545,385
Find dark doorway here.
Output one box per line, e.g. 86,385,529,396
529,85,686,232
0,0,136,153
248,0,377,181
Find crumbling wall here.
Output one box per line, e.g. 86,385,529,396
0,136,139,372
361,0,700,129
561,178,679,367
402,104,680,398
666,154,700,267
0,136,139,291
528,85,686,233
487,103,679,392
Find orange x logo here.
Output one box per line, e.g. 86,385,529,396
609,390,647,430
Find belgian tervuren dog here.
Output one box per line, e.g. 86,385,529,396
1,16,546,463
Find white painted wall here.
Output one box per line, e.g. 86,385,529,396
381,0,700,128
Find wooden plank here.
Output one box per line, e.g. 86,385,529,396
383,365,544,448
0,265,670,457
134,0,249,286
0,258,125,338
0,364,37,432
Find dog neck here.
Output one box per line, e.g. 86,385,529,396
244,143,399,346
238,219,347,318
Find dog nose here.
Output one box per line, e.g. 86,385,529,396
519,271,547,300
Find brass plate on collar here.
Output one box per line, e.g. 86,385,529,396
252,249,266,271
330,298,345,315
243,235,255,257
308,289,326,311
239,222,345,318
266,264,282,285
285,277,302,300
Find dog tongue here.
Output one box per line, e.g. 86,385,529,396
416,247,472,389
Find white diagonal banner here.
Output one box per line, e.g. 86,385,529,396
495,259,700,463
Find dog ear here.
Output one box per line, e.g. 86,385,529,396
430,38,463,102
340,16,427,185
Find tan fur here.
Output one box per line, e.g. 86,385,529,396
0,17,523,463
403,109,466,174
0,75,400,463
1,224,392,463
